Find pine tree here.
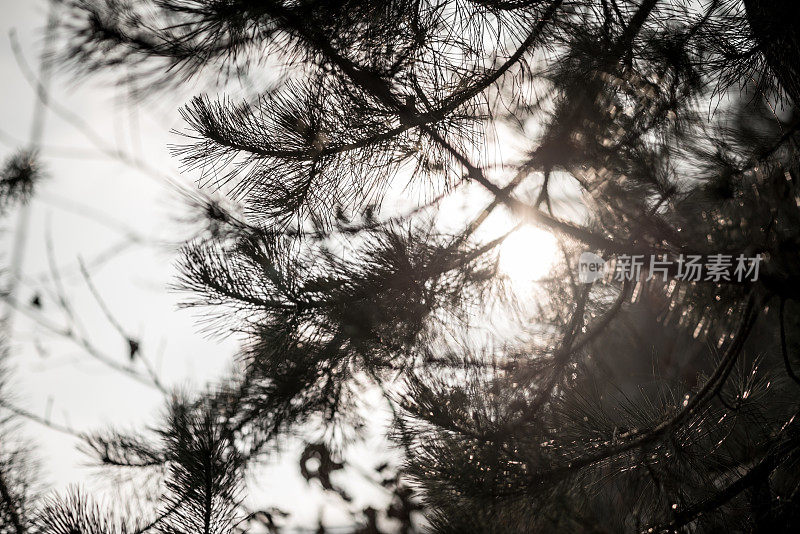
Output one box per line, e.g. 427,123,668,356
0,359,38,534
3,0,800,531
1,150,45,533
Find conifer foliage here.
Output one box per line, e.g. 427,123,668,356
3,0,800,532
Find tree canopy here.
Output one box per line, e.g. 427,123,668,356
3,0,800,532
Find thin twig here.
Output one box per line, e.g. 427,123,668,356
1,294,160,390
78,258,168,393
0,398,82,438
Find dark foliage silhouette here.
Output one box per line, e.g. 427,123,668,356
2,0,800,532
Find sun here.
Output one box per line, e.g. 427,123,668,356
498,225,560,284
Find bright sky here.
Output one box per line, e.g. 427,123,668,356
0,1,408,531
0,1,570,530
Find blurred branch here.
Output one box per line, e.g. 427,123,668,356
3,0,59,332
0,398,82,438
0,469,25,534
0,125,115,160
36,192,149,243
79,258,167,394
9,30,191,195
0,293,161,391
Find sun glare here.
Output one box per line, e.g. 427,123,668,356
499,225,560,284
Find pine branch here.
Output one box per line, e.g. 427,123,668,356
0,468,26,534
